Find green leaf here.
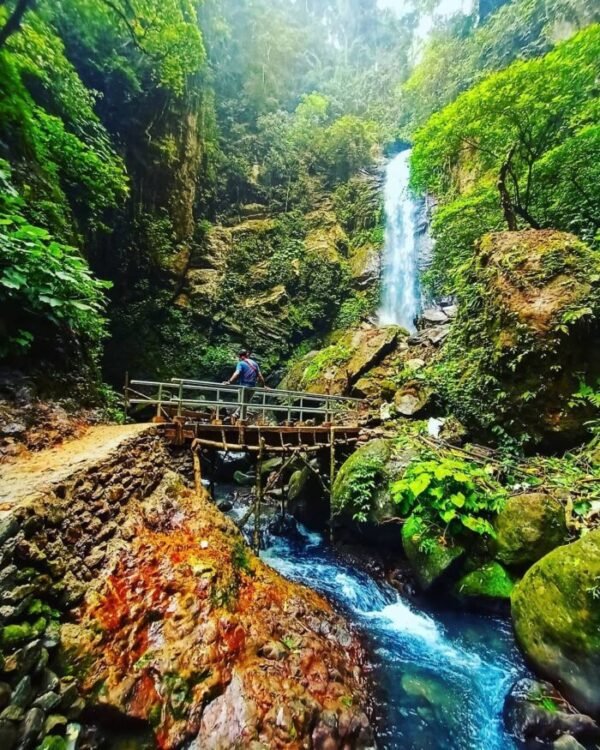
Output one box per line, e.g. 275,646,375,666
450,492,466,508
409,472,432,499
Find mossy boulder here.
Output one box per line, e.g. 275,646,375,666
439,230,600,446
402,515,465,590
453,562,514,603
495,493,568,568
511,529,600,715
282,324,404,395
332,439,394,524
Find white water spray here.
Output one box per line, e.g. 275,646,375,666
378,150,421,332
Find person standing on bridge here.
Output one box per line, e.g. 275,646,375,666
224,349,266,421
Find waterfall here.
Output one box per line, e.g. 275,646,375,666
378,149,422,332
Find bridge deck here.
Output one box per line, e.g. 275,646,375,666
126,378,364,453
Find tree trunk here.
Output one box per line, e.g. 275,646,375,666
0,0,34,49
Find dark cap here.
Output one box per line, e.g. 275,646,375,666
238,349,249,358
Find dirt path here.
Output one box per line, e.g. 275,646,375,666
0,423,153,508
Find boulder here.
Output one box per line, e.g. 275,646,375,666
349,244,380,290
453,562,514,604
495,493,567,568
332,439,393,525
402,515,465,590
504,678,600,745
438,230,600,446
394,382,432,417
421,308,448,324
287,466,328,530
512,530,600,715
281,325,404,396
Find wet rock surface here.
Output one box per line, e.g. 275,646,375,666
504,678,600,746
63,474,374,749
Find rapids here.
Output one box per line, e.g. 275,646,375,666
263,523,529,750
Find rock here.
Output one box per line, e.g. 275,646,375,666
33,692,61,711
0,682,10,708
1,705,25,721
233,470,255,487
44,713,68,735
19,706,45,748
0,518,19,546
0,719,17,750
380,402,394,422
331,439,393,525
281,324,405,396
349,243,380,289
61,478,372,749
495,493,567,568
512,530,600,715
438,230,600,445
402,515,464,590
394,383,432,417
553,736,586,750
453,562,514,605
422,325,451,345
287,467,327,530
405,358,425,371
11,675,33,708
421,308,448,324
504,678,600,744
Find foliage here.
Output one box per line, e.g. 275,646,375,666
345,457,386,524
399,0,599,134
0,162,110,361
392,456,506,538
411,27,600,248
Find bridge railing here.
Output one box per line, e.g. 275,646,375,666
125,378,364,425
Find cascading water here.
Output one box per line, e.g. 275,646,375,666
262,525,529,750
378,150,422,332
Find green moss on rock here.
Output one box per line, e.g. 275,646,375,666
437,230,600,446
453,562,514,601
495,493,567,568
402,515,465,590
511,529,600,715
332,439,393,523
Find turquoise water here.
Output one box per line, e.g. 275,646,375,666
263,525,529,750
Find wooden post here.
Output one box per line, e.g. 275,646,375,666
253,436,265,555
192,443,202,497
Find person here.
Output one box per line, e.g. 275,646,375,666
224,349,266,421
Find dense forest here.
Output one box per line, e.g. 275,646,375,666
1,0,597,394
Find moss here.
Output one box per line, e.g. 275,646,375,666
435,230,600,446
512,529,600,715
454,562,514,600
1,623,33,648
402,515,465,590
332,439,392,523
495,493,567,568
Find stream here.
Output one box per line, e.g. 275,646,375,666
261,521,529,750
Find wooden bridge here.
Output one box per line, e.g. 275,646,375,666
124,378,365,453
125,378,365,550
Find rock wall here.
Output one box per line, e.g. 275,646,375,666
0,428,170,750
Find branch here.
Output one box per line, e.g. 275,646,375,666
0,0,34,49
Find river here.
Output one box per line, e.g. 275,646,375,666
262,521,529,750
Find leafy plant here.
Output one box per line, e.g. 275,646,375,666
391,457,506,538
0,163,110,359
